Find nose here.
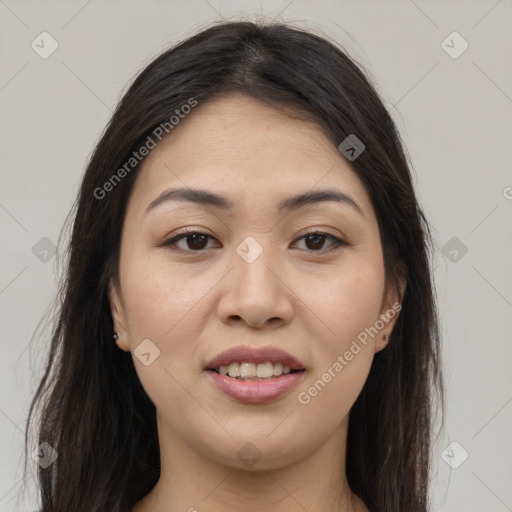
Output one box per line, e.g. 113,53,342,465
216,246,294,329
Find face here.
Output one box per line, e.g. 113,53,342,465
110,93,403,471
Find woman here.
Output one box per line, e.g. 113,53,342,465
24,20,444,512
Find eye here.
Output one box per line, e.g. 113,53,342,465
162,229,217,251
161,229,348,253
293,231,348,252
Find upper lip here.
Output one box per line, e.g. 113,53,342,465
205,345,306,371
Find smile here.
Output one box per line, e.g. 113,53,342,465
212,361,300,380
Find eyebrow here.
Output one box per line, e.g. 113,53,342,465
145,187,364,216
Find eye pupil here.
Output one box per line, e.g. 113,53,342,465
305,234,326,250
187,233,208,250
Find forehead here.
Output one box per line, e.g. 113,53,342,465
128,93,374,219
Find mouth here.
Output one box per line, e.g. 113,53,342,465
204,345,306,404
205,345,306,378
206,362,305,381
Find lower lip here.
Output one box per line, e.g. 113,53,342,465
205,370,305,404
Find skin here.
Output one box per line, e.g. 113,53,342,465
110,93,405,512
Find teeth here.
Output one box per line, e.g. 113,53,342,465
216,361,299,380
257,362,273,378
228,362,240,377
272,363,283,376
240,362,256,379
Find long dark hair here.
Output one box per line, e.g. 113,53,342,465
23,20,444,512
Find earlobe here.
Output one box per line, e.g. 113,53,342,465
375,332,391,354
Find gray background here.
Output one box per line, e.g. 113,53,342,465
1,1,511,511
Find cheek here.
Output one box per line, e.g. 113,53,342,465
292,257,383,411
297,255,385,345
121,251,212,342
119,251,232,401
119,255,214,418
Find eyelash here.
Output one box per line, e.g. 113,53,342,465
161,229,348,254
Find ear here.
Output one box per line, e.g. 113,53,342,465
374,263,407,354
109,280,131,352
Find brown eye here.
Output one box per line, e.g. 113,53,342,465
181,233,210,250
304,233,328,250
162,230,347,254
162,231,216,251
294,232,347,252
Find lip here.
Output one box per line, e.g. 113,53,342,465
205,345,306,371
205,370,306,404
